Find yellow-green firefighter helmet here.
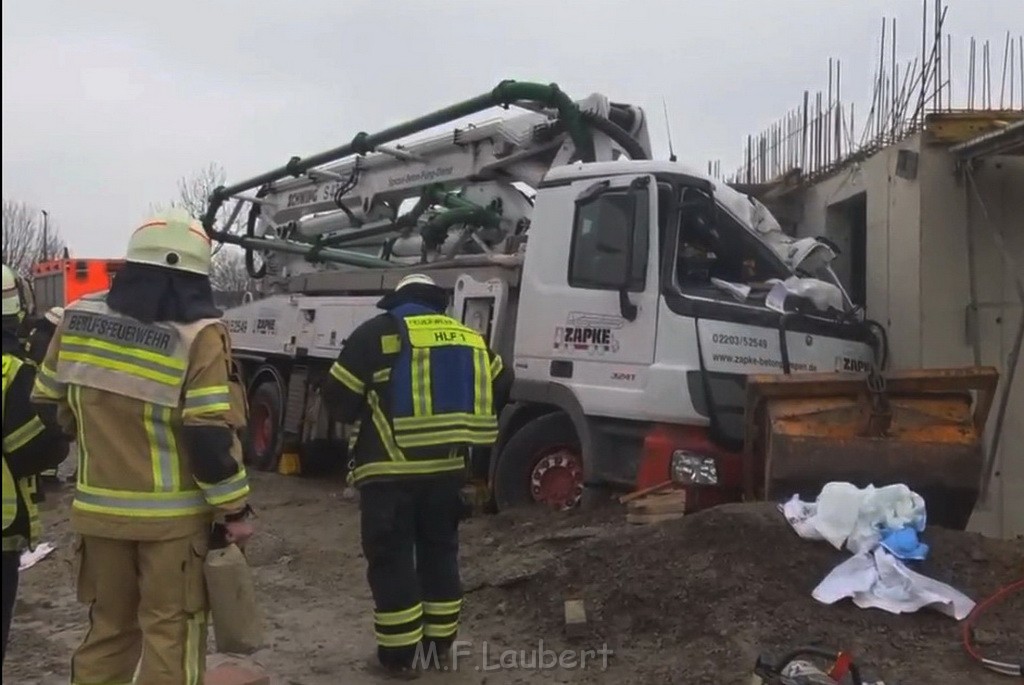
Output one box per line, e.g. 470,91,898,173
126,209,212,276
1,263,24,317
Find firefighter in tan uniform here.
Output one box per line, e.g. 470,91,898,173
31,211,254,685
23,306,69,486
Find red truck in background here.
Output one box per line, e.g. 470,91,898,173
31,258,125,311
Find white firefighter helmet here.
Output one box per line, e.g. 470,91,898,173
44,306,65,326
126,209,212,276
2,263,25,317
394,273,436,290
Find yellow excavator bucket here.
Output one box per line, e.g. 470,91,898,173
743,367,999,530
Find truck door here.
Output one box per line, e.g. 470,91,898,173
516,173,660,420
452,274,512,362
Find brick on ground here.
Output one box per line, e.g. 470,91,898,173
205,663,270,685
564,599,588,637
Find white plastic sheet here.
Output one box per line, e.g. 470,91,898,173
812,548,975,620
781,483,926,554
781,482,973,619
19,541,56,571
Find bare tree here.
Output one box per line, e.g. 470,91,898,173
209,247,257,294
2,199,66,276
156,163,257,293
167,161,227,222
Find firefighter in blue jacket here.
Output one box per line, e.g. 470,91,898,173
323,273,513,676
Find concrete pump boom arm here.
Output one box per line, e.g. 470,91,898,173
201,80,651,270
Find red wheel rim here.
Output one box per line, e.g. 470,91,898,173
251,402,272,455
529,447,584,510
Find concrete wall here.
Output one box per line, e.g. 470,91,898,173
785,137,1024,539
791,136,924,368
941,153,1024,539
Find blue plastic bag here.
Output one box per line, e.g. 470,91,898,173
880,526,930,560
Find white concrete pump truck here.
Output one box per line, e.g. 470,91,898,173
201,80,996,527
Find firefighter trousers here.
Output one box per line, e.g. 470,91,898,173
1,550,19,667
359,475,466,668
71,532,209,685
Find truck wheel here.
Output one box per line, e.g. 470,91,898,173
493,413,584,511
246,381,283,472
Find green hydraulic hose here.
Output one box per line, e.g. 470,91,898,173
421,205,501,242
203,80,593,238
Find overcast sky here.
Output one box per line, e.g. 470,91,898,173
3,0,1021,257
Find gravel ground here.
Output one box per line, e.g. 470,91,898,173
3,474,1021,684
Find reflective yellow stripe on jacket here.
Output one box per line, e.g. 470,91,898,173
347,377,466,485
196,469,249,507
351,451,466,483
183,385,232,419
55,300,190,408
73,483,208,518
32,362,66,400
390,315,498,448
56,301,246,519
1,459,17,532
330,362,365,395
3,415,45,454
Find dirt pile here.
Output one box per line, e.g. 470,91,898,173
477,502,1023,684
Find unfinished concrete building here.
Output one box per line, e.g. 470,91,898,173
719,12,1023,537
760,115,1022,539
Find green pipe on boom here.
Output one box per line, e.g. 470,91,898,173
237,234,394,268
201,80,593,258
318,188,501,251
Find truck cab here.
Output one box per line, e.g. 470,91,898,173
493,160,877,510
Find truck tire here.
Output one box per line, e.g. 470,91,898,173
493,412,585,512
245,380,283,472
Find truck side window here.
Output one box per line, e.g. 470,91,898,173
568,187,648,292
675,189,787,289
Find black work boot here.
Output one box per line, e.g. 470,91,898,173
367,652,421,681
417,638,458,672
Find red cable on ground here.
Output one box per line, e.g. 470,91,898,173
961,577,1024,677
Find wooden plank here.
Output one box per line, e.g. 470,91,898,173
924,111,1024,145
626,489,687,521
618,480,674,504
628,497,687,516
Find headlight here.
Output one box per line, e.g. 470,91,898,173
670,451,718,486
